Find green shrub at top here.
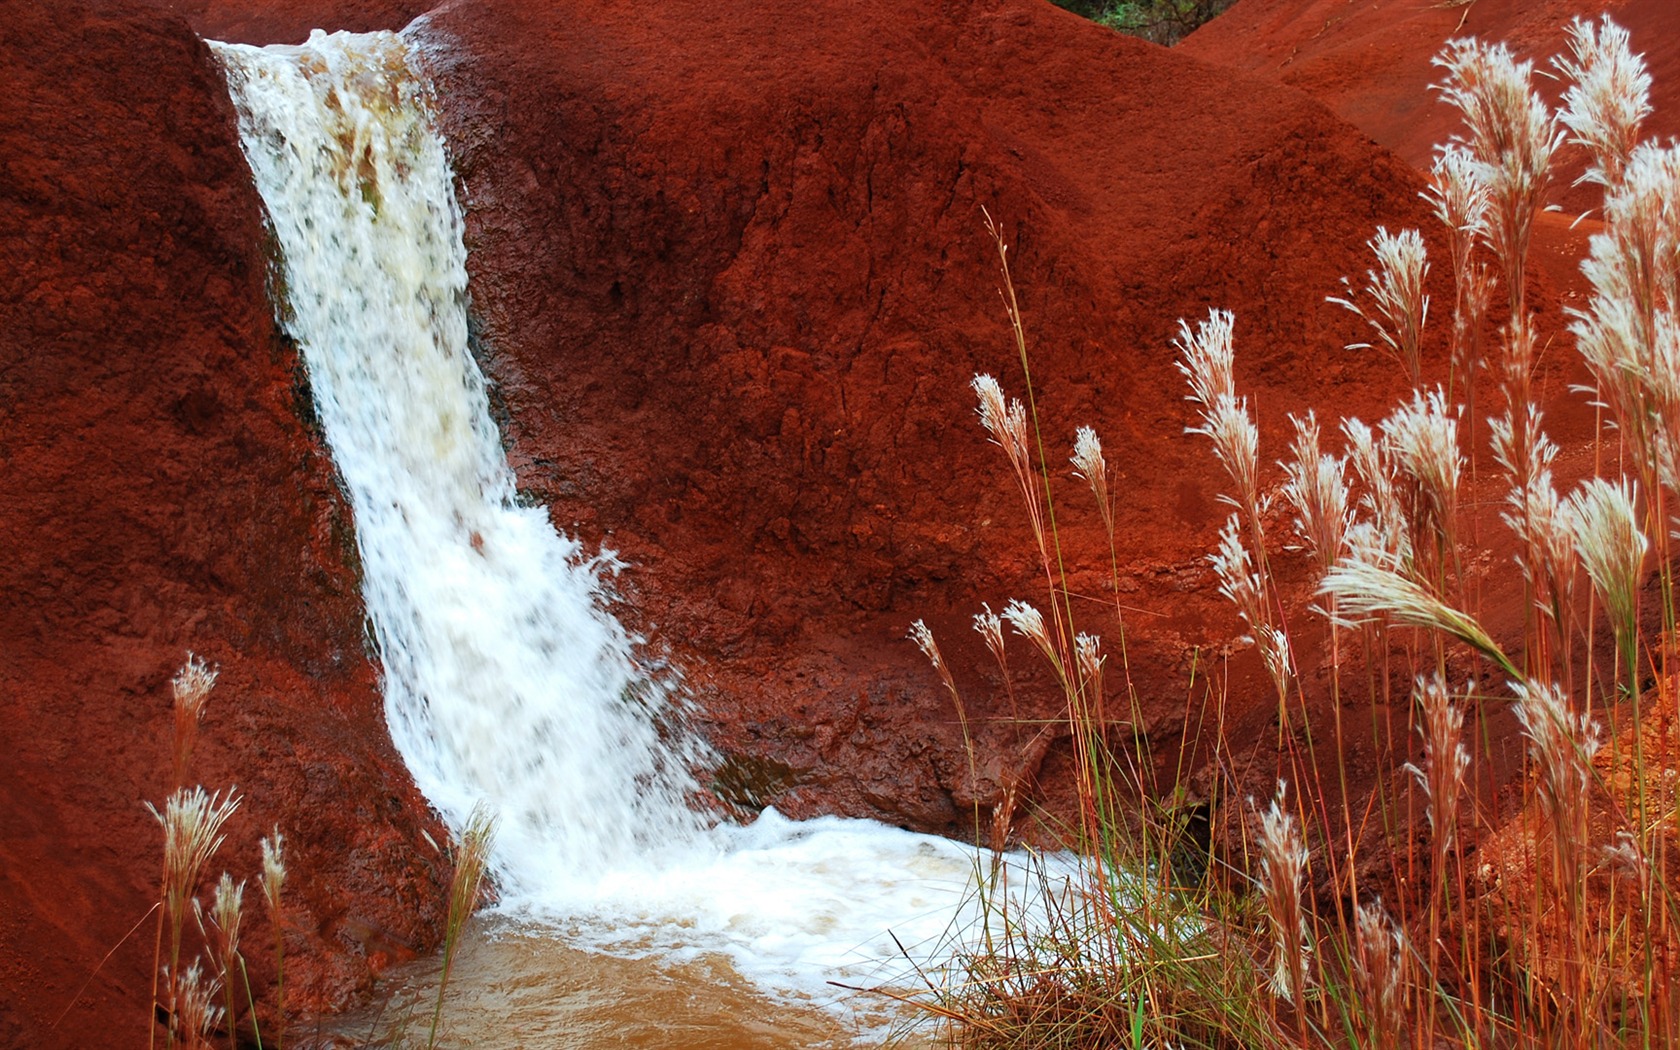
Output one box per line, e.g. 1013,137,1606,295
1049,0,1236,46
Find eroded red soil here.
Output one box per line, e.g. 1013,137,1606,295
8,0,1672,1044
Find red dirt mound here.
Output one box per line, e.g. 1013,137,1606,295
1182,0,1680,181
416,0,1461,835
0,1,448,1045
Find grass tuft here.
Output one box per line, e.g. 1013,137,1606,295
903,18,1680,1050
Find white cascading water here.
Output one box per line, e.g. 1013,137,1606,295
213,31,708,896
213,29,1073,1030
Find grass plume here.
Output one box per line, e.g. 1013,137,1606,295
427,803,496,1050
170,654,217,789
904,17,1680,1050
1328,227,1431,386
148,786,240,1049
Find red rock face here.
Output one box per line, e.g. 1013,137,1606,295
414,0,1444,837
0,1,448,1045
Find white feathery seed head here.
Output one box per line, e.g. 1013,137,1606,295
908,618,959,699
1070,426,1106,487
1074,632,1104,692
259,828,286,914
1605,828,1651,887
1256,781,1310,1002
148,787,242,925
1572,142,1680,480
1002,598,1059,670
1505,315,1541,390
1555,16,1652,190
908,619,942,669
1353,898,1406,1042
1649,315,1680,498
1175,308,1237,409
1259,625,1293,702
1281,412,1351,575
1342,417,1412,565
1489,403,1555,483
1176,310,1262,511
1567,475,1648,643
1329,227,1432,384
1382,387,1462,540
1427,144,1492,244
1511,678,1601,826
1400,674,1471,850
1070,426,1114,532
1210,513,1265,640
972,603,1007,668
1433,36,1560,222
1196,394,1261,511
972,374,1031,470
171,959,223,1050
1434,36,1560,314
1492,416,1577,615
172,652,219,722
210,872,245,959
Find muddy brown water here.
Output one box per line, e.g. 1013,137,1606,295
325,916,942,1049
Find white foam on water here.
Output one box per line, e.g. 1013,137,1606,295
522,810,1081,1011
213,29,1079,1030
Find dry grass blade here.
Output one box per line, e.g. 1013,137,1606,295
1320,540,1517,678
1256,782,1309,1006
427,802,497,1050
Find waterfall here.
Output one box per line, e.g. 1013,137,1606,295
214,31,707,898
212,28,1074,1026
